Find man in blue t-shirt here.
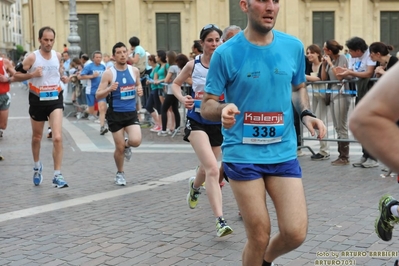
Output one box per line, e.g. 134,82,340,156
201,1,326,265
78,51,107,135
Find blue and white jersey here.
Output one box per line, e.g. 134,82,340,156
81,63,106,94
205,30,306,164
187,55,221,125
109,65,137,112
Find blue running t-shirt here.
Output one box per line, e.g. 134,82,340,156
81,63,106,94
205,30,306,164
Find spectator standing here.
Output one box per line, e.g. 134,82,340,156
321,40,351,166
336,37,377,168
62,51,71,75
221,25,241,43
191,40,203,57
158,52,188,136
369,42,398,78
145,55,162,132
306,44,330,160
103,53,115,69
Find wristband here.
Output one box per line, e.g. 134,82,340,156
300,109,316,122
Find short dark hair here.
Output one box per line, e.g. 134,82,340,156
346,37,368,53
112,42,127,55
80,54,89,61
193,40,203,53
38,26,56,39
176,53,189,70
129,36,140,47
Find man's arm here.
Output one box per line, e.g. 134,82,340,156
57,52,69,84
201,93,227,122
13,53,42,81
292,83,326,139
337,65,375,79
291,82,311,115
95,70,113,100
349,63,399,172
0,58,16,83
201,93,240,129
129,53,140,65
133,66,143,97
78,65,98,80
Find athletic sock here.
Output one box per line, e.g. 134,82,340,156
54,170,61,176
34,161,41,169
192,183,201,190
391,205,399,218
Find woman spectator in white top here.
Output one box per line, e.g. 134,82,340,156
306,44,330,161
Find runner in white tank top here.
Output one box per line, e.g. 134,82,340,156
13,26,69,189
172,24,233,238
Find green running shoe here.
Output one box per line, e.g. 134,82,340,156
375,194,399,241
216,217,233,237
187,176,200,209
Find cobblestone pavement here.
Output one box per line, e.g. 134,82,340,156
1,84,398,266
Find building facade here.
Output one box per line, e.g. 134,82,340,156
21,0,399,57
0,0,16,56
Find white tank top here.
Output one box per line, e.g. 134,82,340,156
28,50,61,99
191,55,208,93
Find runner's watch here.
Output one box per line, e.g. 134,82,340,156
300,109,316,122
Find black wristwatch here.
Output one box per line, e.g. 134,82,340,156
300,109,316,122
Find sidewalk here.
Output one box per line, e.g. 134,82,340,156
0,83,399,265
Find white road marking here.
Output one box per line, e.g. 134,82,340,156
0,169,196,224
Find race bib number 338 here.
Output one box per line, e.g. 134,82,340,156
242,112,284,145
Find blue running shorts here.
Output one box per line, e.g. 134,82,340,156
86,93,106,107
223,159,302,181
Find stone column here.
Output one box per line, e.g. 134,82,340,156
65,0,81,104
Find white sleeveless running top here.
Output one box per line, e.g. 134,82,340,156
28,50,61,99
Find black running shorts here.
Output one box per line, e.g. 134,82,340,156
183,117,223,147
106,109,140,133
29,103,64,121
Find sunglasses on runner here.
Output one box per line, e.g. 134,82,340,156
200,24,220,39
202,24,220,31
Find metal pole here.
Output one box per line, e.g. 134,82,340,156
64,0,81,104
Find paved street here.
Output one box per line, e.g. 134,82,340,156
1,83,399,266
